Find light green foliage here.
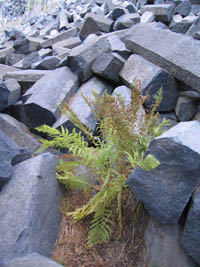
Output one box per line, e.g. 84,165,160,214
37,81,169,247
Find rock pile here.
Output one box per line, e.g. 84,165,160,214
0,0,200,266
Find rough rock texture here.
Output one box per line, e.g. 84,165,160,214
127,121,200,224
1,253,63,267
181,190,200,265
0,153,62,260
123,23,200,91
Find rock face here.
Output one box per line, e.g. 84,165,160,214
0,153,62,260
127,121,200,224
181,190,200,265
123,23,200,91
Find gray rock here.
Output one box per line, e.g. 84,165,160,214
13,52,41,69
79,13,113,40
92,51,125,83
53,76,113,134
139,217,198,267
0,130,31,189
41,27,77,48
191,4,200,15
32,56,61,70
107,33,131,59
0,64,19,80
59,9,69,31
24,67,79,131
158,111,178,130
169,14,196,33
127,121,200,224
123,2,138,13
140,4,175,23
5,53,25,66
67,35,110,82
112,85,132,106
1,253,63,267
13,37,42,54
0,153,62,260
0,46,14,64
175,0,191,16
181,189,200,265
123,23,200,91
120,54,179,112
52,37,81,49
141,11,155,23
0,79,21,111
175,94,198,121
187,16,200,38
111,7,127,20
190,0,200,4
136,0,148,9
113,13,140,31
0,113,40,153
3,69,53,83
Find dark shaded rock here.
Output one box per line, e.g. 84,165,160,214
158,111,178,130
0,46,14,64
175,0,191,16
111,7,126,20
0,130,31,190
1,253,63,267
175,92,199,121
123,23,200,91
120,54,179,112
32,56,61,70
24,67,79,131
66,35,110,82
123,2,138,13
0,153,62,260
4,28,25,41
79,13,113,40
107,33,131,59
140,4,175,23
0,79,21,111
13,52,41,69
181,190,200,265
169,14,196,33
127,121,200,224
191,4,200,15
113,13,140,31
14,37,41,54
92,51,125,83
0,113,40,153
140,217,198,267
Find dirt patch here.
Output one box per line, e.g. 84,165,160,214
52,190,147,267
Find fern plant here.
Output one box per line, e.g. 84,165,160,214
37,81,169,247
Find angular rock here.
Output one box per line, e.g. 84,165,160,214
59,9,69,31
175,92,199,121
140,4,175,23
141,11,155,23
181,190,200,265
41,28,77,48
3,69,53,83
140,217,198,267
113,13,140,31
13,52,41,69
120,54,179,112
123,23,200,91
1,253,63,267
0,130,31,189
111,7,126,20
123,2,138,13
169,14,196,33
0,153,62,260
53,76,113,134
175,0,191,16
0,64,19,80
0,46,14,64
5,52,25,66
0,79,21,111
79,13,113,40
24,67,79,131
32,56,61,70
66,35,110,82
127,121,200,224
14,37,42,54
187,16,200,38
92,51,125,83
107,33,131,59
191,4,200,15
52,37,81,49
0,113,40,153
